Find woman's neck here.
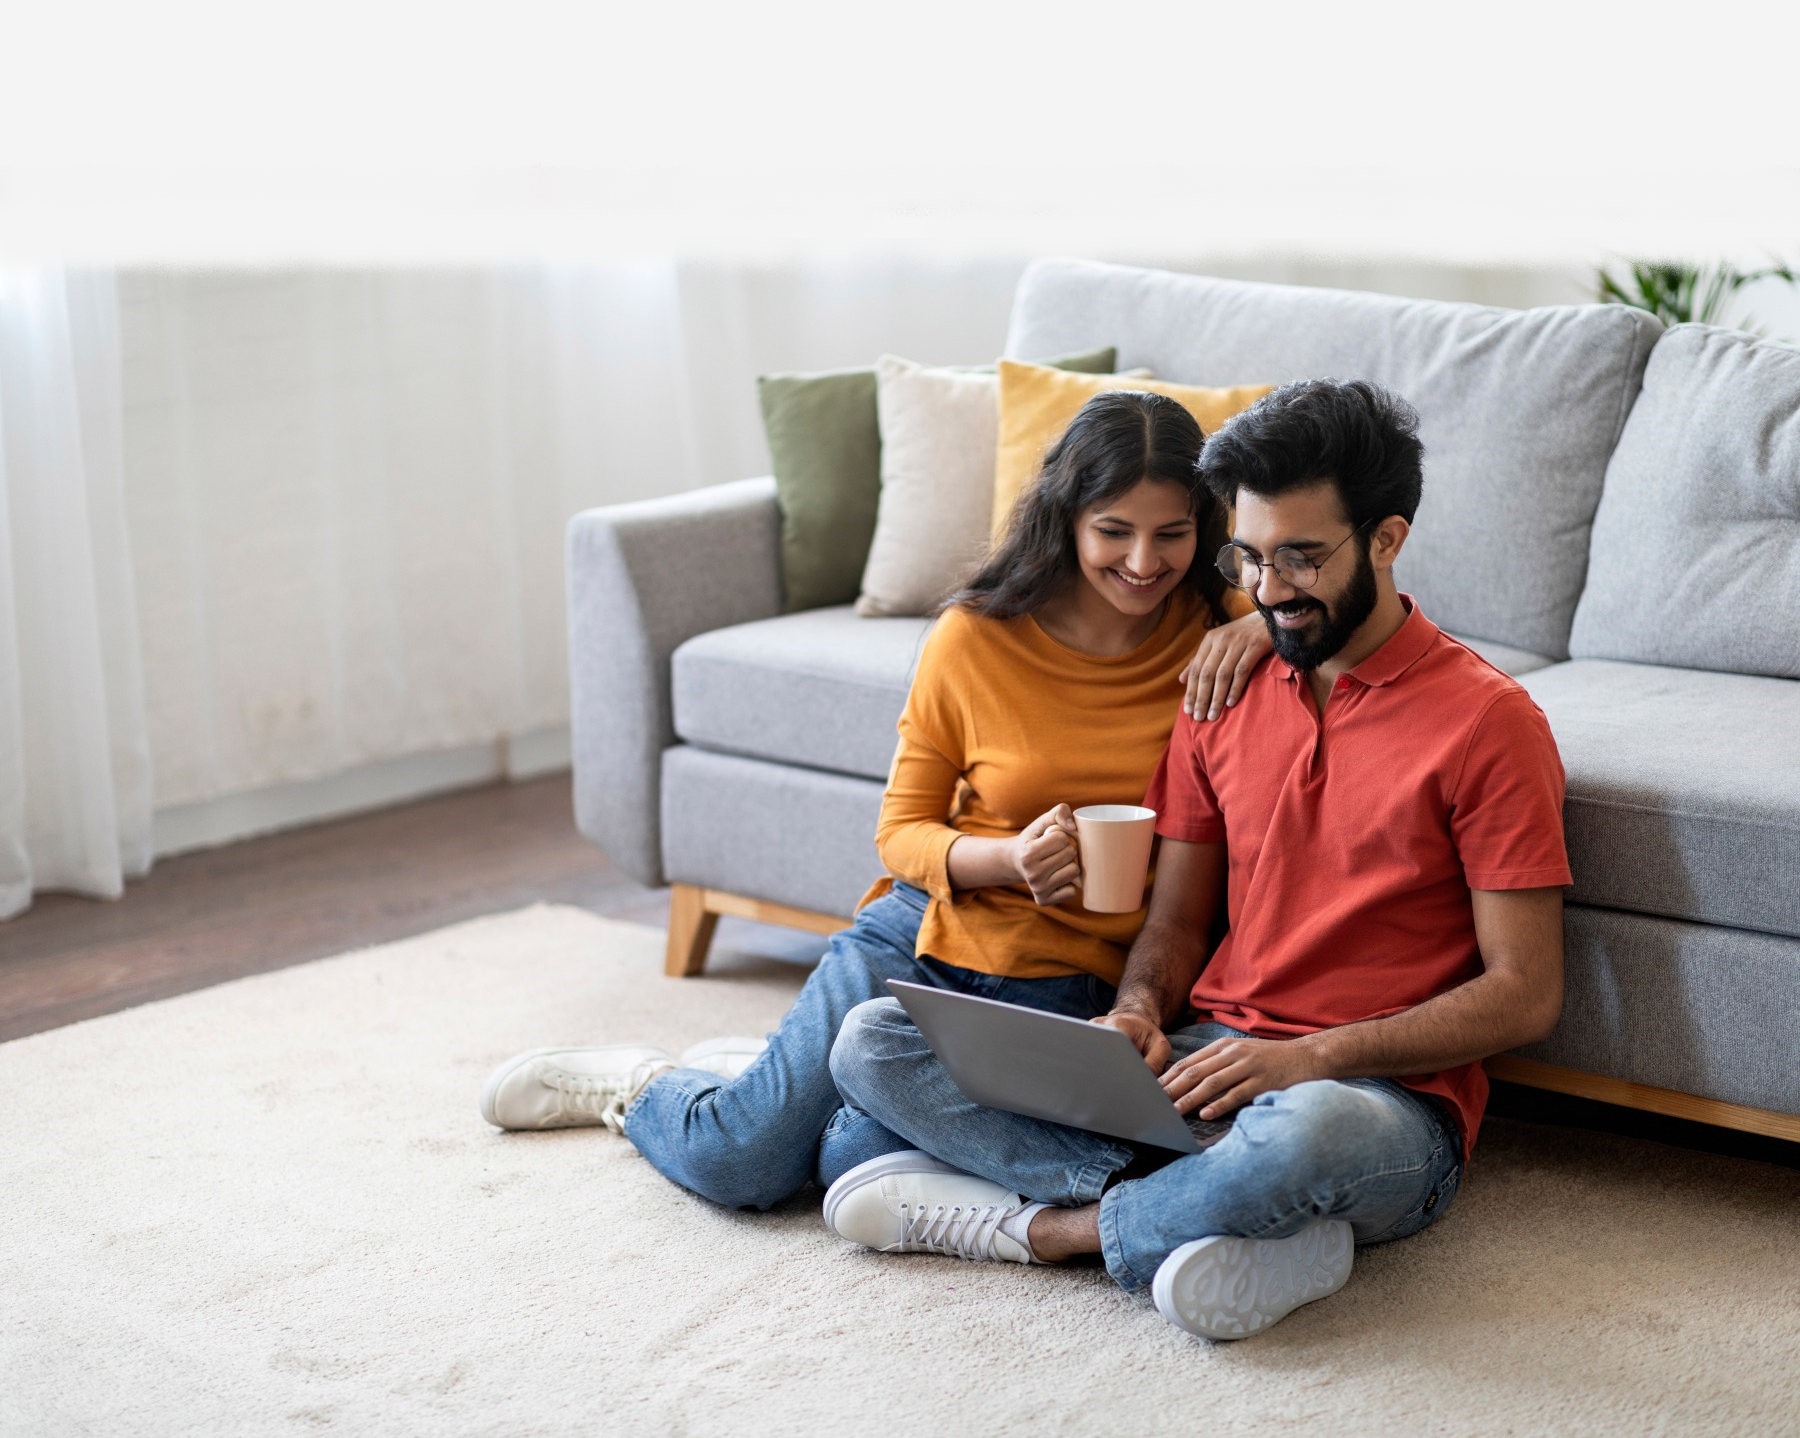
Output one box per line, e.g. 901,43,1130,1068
1032,581,1169,658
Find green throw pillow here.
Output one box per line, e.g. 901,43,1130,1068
760,346,1117,613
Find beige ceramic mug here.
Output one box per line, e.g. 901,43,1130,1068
1072,804,1157,913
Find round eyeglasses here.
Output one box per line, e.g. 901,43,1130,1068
1215,522,1373,591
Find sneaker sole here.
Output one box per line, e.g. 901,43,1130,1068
820,1150,963,1238
1152,1221,1354,1340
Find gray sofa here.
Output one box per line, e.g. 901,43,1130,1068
567,259,1800,1140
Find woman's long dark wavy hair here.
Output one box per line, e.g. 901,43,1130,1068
948,389,1231,624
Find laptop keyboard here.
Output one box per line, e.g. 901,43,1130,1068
1185,1113,1237,1151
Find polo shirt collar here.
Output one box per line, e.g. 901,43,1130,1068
1274,594,1438,687
1346,594,1437,688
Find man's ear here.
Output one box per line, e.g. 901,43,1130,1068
1370,515,1411,573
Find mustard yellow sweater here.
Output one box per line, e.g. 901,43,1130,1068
863,591,1246,984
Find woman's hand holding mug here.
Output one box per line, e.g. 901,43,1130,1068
1013,804,1081,905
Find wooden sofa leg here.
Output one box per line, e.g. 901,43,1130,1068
665,884,720,977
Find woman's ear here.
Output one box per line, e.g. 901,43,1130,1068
1371,515,1411,572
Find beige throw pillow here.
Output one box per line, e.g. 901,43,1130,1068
856,355,1005,617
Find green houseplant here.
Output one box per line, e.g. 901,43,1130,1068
1596,259,1798,331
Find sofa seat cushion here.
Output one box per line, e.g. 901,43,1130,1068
671,609,1556,783
1522,660,1800,938
672,607,932,780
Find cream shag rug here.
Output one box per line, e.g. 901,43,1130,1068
4,905,1798,1437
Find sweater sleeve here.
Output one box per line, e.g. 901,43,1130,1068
874,733,965,901
873,613,970,901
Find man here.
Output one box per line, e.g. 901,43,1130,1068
820,378,1572,1340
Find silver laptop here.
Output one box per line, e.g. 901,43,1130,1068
885,980,1201,1153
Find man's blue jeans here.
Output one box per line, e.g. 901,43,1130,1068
828,998,1465,1291
622,883,1116,1211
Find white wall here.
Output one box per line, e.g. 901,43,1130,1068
120,258,1031,849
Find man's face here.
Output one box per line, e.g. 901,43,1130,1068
1231,483,1379,671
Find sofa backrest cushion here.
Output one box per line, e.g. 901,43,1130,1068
1005,260,1663,659
1569,324,1800,679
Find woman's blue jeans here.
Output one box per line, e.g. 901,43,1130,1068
829,998,1465,1292
622,882,1116,1210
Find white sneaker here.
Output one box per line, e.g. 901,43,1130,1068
822,1151,1036,1264
1152,1220,1354,1340
677,1036,768,1081
479,1045,673,1132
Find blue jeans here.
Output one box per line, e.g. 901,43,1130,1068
828,1004,1465,1292
623,882,1116,1210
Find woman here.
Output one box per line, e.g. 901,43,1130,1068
479,390,1271,1210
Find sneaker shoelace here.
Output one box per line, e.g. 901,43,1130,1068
895,1200,1017,1261
544,1060,667,1132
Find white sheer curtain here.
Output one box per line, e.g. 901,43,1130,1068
0,270,151,918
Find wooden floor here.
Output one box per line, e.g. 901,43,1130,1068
0,775,819,1045
4,774,1794,1171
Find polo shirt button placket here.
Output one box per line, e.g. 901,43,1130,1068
1308,677,1353,778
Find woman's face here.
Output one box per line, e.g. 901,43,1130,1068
1072,478,1198,617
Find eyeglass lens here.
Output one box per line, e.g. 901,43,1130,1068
1214,543,1317,590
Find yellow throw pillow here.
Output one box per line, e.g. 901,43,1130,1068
992,360,1276,537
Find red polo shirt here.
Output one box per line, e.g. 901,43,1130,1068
1143,598,1571,1157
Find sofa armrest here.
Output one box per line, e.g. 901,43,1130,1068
566,477,783,885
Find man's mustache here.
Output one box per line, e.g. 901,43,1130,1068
1258,598,1325,618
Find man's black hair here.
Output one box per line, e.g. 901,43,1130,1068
1196,378,1425,531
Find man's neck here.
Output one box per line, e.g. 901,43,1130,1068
1304,583,1408,712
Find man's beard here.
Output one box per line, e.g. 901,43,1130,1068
1253,542,1379,671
